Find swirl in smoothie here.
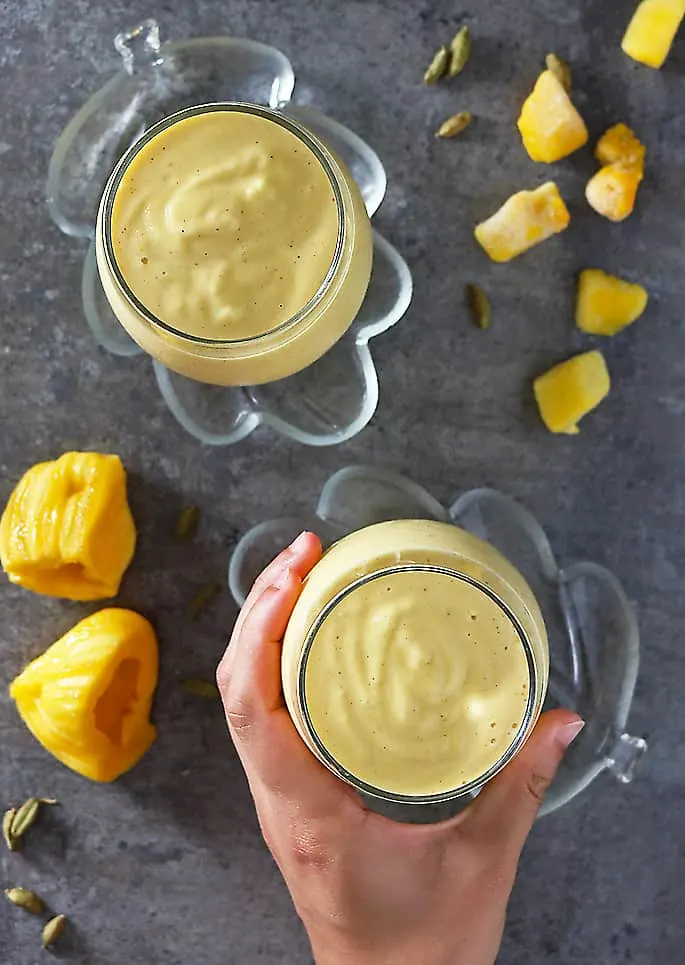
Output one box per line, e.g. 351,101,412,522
303,568,531,797
111,109,341,340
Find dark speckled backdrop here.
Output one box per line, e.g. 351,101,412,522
1,1,684,963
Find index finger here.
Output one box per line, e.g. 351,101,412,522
231,531,323,644
218,552,356,815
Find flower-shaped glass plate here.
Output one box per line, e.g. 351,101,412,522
48,19,411,447
229,466,646,820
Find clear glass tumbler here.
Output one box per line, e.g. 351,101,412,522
282,520,550,806
95,102,373,386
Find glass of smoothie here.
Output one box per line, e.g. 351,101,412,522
95,103,373,386
282,520,549,806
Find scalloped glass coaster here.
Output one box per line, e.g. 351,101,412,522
229,467,646,821
48,19,411,446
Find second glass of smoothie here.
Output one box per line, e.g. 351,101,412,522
282,520,549,806
95,103,373,386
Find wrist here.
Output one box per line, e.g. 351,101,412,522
307,925,449,965
307,926,382,965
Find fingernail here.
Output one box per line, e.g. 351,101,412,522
559,719,585,749
290,531,310,551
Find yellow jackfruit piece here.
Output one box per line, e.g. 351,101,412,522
10,609,158,782
474,182,571,263
577,270,649,335
622,0,685,68
585,163,643,223
0,452,136,600
533,351,611,435
517,70,589,163
595,124,646,168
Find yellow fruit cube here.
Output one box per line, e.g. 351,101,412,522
0,452,136,600
474,182,571,263
585,163,643,222
533,351,611,435
622,0,685,68
10,609,158,782
595,124,646,169
517,70,589,163
577,269,649,335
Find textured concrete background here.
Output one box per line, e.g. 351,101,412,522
1,1,684,963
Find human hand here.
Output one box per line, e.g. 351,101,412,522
217,532,583,965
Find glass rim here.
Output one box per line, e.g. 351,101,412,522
100,101,346,347
298,563,539,806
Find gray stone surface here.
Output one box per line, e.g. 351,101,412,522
0,0,684,962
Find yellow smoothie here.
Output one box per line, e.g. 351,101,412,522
282,520,549,801
96,104,373,385
111,110,340,340
305,569,530,795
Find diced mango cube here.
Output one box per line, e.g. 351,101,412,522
586,163,643,222
577,270,649,335
517,70,589,163
595,124,646,169
475,182,570,263
534,351,610,435
622,0,685,68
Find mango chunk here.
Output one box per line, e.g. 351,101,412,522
0,452,136,600
533,351,610,435
475,182,570,263
622,0,685,68
517,70,589,163
595,124,646,168
10,609,158,782
577,270,649,335
586,163,643,222
588,124,645,222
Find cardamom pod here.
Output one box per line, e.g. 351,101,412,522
181,678,221,700
466,283,492,330
187,582,221,621
175,505,200,541
4,887,46,915
42,914,67,949
424,45,450,85
448,25,471,77
10,797,40,842
436,111,473,139
8,797,57,847
2,808,18,851
546,52,571,91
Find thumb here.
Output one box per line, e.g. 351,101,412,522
462,710,584,861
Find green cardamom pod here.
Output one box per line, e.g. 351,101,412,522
424,45,450,85
175,505,200,541
447,25,471,77
10,798,40,841
187,582,221,621
181,677,221,699
42,914,68,949
4,887,46,915
436,111,473,139
9,797,57,847
2,808,18,851
466,283,492,330
546,52,571,91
